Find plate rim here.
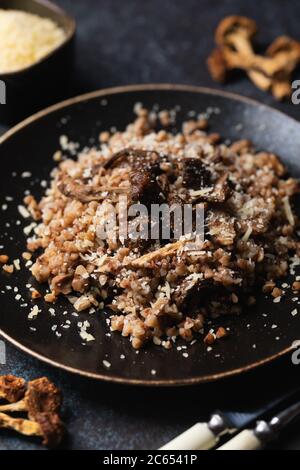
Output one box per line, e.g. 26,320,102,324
1,83,300,145
0,326,294,386
0,83,297,386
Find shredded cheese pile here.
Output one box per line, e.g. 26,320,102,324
0,9,66,73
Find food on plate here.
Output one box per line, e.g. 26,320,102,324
22,106,300,349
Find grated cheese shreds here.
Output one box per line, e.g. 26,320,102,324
0,9,66,73
28,305,40,319
242,225,252,242
283,196,295,226
17,205,30,219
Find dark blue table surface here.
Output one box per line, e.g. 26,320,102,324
1,0,300,450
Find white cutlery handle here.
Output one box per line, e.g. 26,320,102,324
217,430,262,450
159,422,218,450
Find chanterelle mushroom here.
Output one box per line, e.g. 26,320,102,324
266,36,300,76
0,375,26,403
266,36,300,99
208,16,262,87
215,15,257,57
0,411,41,436
0,375,65,448
0,377,62,415
214,16,276,75
0,411,64,448
207,16,300,100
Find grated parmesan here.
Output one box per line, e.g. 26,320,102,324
242,225,252,242
283,196,295,226
0,9,66,74
18,205,30,219
28,305,40,319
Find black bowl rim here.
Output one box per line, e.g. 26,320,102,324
0,83,298,386
0,0,76,79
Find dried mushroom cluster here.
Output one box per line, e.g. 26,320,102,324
207,15,300,100
0,375,65,448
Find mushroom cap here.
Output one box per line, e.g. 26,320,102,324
267,36,300,57
207,47,229,82
0,375,26,403
25,377,62,420
215,15,257,46
34,412,65,448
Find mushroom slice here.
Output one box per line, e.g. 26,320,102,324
57,174,127,203
182,158,212,190
104,148,169,206
130,168,165,204
50,273,73,296
174,276,209,313
103,148,163,171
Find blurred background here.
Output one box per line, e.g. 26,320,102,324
2,0,300,128
56,0,300,118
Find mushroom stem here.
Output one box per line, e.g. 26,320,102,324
0,411,42,437
0,399,26,413
222,35,292,77
227,32,254,57
248,69,272,91
272,78,292,100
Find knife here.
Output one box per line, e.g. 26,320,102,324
218,399,300,450
159,387,300,450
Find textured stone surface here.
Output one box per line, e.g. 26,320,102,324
1,0,300,450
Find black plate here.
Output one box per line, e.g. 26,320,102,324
1,84,300,386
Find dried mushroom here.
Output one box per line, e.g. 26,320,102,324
0,411,64,448
207,15,300,100
104,148,168,205
0,375,26,403
57,174,127,202
0,375,65,448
